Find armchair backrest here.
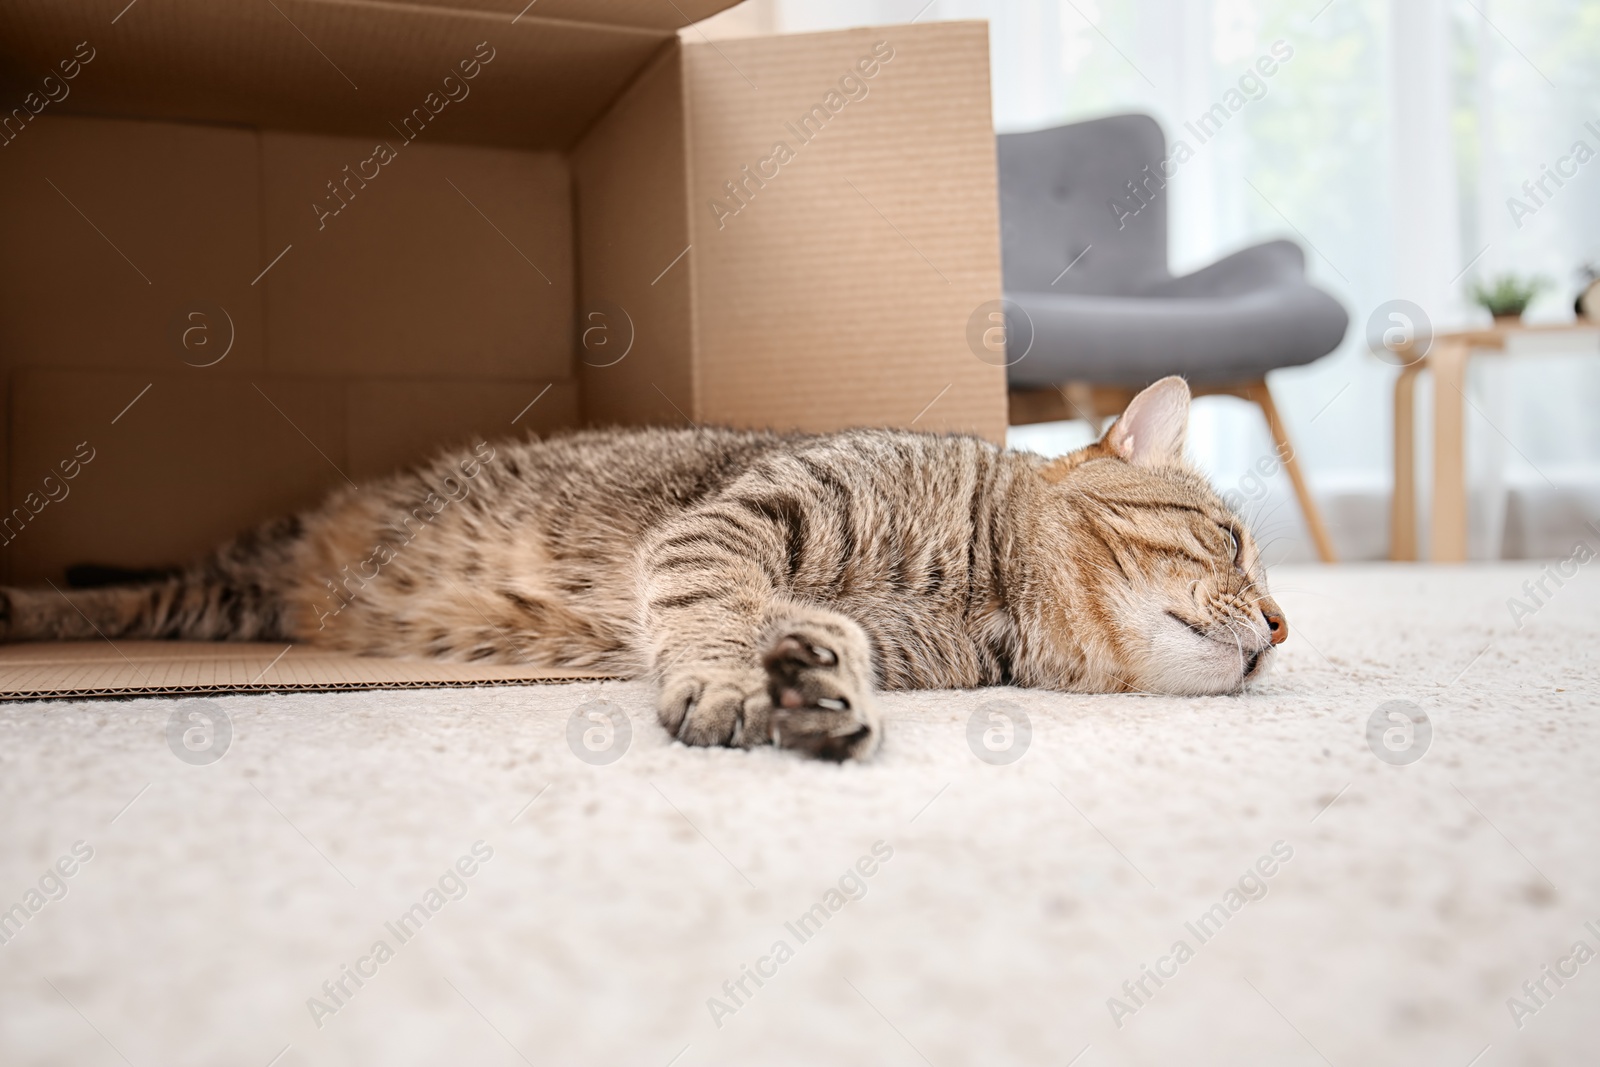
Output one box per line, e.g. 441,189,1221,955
997,113,1170,296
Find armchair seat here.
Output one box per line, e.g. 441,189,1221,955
1008,240,1349,387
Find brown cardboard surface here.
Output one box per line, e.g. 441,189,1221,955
345,378,579,480
0,117,265,375
0,641,613,699
347,0,738,31
261,131,574,379
387,0,736,30
0,1,701,150
572,46,697,427
680,23,1007,441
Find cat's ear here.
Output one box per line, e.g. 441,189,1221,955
1103,376,1190,467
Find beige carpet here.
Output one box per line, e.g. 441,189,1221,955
1,563,1595,1067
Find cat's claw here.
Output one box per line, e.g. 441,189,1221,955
654,617,880,761
762,632,879,762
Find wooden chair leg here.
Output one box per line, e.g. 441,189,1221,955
1391,363,1421,560
1246,379,1338,564
1428,340,1471,562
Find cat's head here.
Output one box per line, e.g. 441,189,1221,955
1030,377,1285,695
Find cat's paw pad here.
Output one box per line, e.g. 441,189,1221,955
657,667,768,749
761,633,879,762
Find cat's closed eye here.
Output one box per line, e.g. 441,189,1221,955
1219,524,1242,569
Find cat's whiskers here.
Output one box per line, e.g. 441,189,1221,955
1217,614,1256,681
1242,495,1289,536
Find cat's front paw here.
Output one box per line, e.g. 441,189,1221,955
657,665,770,750
761,628,880,762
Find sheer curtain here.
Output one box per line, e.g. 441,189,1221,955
697,0,1600,560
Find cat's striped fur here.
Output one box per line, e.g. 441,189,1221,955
0,378,1285,760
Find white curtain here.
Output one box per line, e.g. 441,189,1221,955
699,0,1600,560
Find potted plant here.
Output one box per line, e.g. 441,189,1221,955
1468,273,1548,323
1577,263,1600,322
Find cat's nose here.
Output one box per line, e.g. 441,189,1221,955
1262,606,1287,645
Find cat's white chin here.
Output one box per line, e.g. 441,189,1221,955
1135,613,1273,695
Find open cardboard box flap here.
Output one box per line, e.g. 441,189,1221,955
1,0,742,149
0,1,1005,698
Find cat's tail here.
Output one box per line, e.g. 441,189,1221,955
0,515,305,644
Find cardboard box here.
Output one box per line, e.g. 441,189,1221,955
0,0,1004,697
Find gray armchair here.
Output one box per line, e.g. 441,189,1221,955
998,113,1348,562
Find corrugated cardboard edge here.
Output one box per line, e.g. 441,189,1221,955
0,642,619,700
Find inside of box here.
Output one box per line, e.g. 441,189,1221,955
0,1,727,694
0,4,1007,696
0,117,586,586
0,0,750,587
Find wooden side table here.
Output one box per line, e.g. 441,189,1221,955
1391,322,1600,561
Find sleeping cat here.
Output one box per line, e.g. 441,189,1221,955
0,377,1284,760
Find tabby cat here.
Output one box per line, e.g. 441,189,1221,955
0,377,1284,761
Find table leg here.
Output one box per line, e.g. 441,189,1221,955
1429,339,1470,562
1478,357,1512,561
1391,362,1421,560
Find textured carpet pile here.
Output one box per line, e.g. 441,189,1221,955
1,563,1595,1066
